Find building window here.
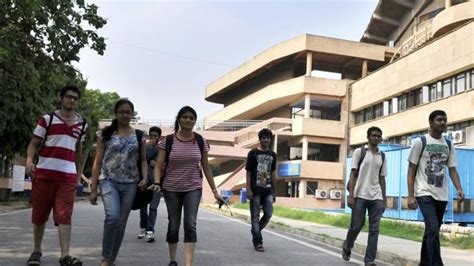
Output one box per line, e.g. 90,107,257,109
456,73,466,93
365,107,373,121
470,70,474,90
388,100,393,114
414,88,423,106
418,8,444,23
429,84,437,101
398,93,408,111
442,78,452,97
374,103,383,118
306,181,318,196
407,90,421,108
355,111,364,124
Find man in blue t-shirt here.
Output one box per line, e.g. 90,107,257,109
138,126,162,242
245,128,277,252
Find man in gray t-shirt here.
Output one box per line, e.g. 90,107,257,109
407,110,464,266
342,126,386,265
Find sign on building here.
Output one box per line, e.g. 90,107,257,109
278,162,301,177
12,165,25,192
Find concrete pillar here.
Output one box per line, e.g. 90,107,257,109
445,0,451,8
302,137,308,160
298,180,306,199
306,52,313,76
362,60,368,77
304,94,311,118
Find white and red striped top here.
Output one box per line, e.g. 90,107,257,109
159,134,209,192
33,111,87,183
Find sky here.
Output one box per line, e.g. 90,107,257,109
74,0,378,120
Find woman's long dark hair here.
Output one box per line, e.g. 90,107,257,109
174,106,197,132
101,99,135,141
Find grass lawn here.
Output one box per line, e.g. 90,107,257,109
232,203,474,249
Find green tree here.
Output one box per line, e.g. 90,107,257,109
0,0,107,165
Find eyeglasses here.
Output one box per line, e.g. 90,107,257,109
64,94,79,101
117,110,133,116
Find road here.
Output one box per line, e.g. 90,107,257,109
0,200,382,265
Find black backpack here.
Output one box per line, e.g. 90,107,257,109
135,129,144,176
132,129,154,210
41,111,87,149
346,147,385,191
160,133,205,185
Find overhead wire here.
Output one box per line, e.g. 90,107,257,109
111,40,236,68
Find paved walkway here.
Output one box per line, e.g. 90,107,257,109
205,205,474,266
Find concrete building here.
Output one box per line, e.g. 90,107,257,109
95,0,473,209
202,0,474,209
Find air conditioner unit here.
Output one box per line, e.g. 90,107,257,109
452,130,465,144
330,190,342,200
315,189,328,199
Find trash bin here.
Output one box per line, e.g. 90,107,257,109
76,183,84,197
240,188,247,203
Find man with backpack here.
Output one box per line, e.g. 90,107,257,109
26,85,87,266
342,126,387,266
407,110,464,266
137,126,162,242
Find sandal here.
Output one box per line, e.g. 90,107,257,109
59,255,82,266
27,251,42,265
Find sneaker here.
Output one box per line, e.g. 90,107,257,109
59,255,82,266
254,244,265,252
145,231,155,242
137,228,146,239
27,251,42,265
341,240,351,261
365,262,377,266
168,261,178,266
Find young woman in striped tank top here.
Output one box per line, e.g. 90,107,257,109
149,106,223,266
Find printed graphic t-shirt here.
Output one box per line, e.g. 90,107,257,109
245,148,277,196
408,134,456,201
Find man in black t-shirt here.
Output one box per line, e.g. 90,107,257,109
245,128,277,252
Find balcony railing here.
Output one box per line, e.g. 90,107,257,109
391,21,433,63
99,119,264,132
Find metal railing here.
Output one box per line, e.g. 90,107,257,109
99,119,264,132
390,21,433,63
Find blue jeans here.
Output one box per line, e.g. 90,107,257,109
139,191,161,232
163,189,202,243
249,193,273,246
344,198,384,263
416,196,447,266
99,179,137,262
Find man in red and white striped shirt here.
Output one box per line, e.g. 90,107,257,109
25,85,86,266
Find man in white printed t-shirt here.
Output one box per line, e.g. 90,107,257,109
342,126,387,266
407,110,464,266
